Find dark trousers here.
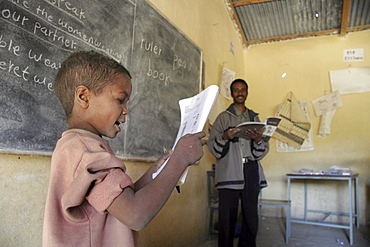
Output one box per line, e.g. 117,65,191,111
218,161,260,247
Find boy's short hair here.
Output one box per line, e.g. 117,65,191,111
230,78,248,92
54,50,131,118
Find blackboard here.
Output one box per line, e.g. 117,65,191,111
0,0,202,161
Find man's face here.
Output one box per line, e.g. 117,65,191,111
231,82,248,104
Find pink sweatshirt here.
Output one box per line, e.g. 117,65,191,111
43,129,139,246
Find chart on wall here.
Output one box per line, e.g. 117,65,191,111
0,0,202,160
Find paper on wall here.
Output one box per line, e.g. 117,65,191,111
330,67,370,95
312,91,343,116
311,91,343,138
219,67,236,100
273,92,311,149
318,109,336,138
276,100,314,152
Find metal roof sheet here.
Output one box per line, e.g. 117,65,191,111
226,0,370,48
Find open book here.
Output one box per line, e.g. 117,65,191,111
235,117,281,141
152,85,219,185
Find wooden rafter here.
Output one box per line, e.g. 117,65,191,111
225,0,249,48
340,0,352,36
246,29,339,46
231,0,274,7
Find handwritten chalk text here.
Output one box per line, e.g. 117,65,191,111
33,22,77,49
147,58,171,85
1,8,29,26
46,0,85,20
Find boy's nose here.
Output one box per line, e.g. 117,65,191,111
122,107,129,115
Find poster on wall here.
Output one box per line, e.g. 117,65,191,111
312,91,343,138
330,67,370,95
208,67,235,126
219,67,236,100
276,99,314,152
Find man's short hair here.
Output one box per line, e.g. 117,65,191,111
230,78,248,92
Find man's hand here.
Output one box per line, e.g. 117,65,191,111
245,127,265,143
222,128,240,140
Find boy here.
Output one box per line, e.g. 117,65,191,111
42,51,205,246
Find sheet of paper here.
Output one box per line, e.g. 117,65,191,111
312,91,343,116
318,109,336,138
219,67,235,100
343,49,364,62
330,67,370,95
152,85,219,185
276,100,314,152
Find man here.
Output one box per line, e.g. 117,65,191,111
208,79,269,247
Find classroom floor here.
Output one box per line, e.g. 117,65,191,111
197,217,370,247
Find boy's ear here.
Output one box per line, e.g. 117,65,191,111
75,85,91,109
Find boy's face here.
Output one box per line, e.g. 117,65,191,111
86,74,132,139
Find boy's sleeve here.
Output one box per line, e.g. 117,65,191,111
86,168,133,213
61,151,134,221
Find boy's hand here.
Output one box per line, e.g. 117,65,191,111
172,131,206,166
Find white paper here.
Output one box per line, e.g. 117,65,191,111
330,67,370,95
312,91,343,116
219,67,235,100
318,109,336,138
263,125,277,137
152,85,219,185
343,49,364,62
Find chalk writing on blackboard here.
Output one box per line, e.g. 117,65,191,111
0,0,202,161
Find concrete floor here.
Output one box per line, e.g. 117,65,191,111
198,217,370,247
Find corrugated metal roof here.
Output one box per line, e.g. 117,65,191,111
226,0,370,48
349,0,370,27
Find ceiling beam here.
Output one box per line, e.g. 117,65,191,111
246,29,340,46
348,24,370,32
340,0,352,37
225,0,249,48
232,0,274,7
245,24,370,47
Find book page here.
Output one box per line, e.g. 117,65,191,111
263,117,281,137
152,85,219,184
235,122,265,140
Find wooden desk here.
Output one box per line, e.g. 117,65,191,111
287,173,359,245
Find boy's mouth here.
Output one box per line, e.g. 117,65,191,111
115,121,121,132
